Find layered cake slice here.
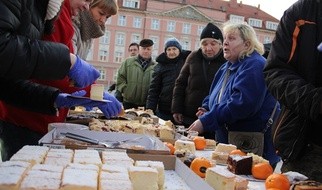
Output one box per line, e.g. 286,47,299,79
128,166,158,190
135,161,165,190
0,161,31,190
212,143,237,165
205,166,248,190
205,166,236,190
227,155,253,175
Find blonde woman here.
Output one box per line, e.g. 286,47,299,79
73,0,118,59
188,22,280,167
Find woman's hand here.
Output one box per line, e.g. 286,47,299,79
187,119,204,134
196,107,207,117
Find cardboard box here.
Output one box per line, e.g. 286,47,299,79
39,127,170,155
128,153,213,190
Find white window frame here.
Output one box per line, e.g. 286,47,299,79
167,21,175,32
182,23,191,34
229,14,244,23
98,69,106,80
99,31,110,44
114,51,124,63
115,33,125,46
181,39,191,50
123,0,140,8
197,25,204,36
263,36,271,44
118,15,126,26
248,18,262,28
99,49,108,61
151,19,160,30
131,34,141,43
133,17,142,28
266,21,278,30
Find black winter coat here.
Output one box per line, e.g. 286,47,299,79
146,50,191,114
172,49,225,123
0,0,71,114
264,0,322,162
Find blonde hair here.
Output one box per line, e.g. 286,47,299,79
223,22,264,60
90,0,118,15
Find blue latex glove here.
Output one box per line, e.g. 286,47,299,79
68,56,100,88
318,42,322,52
55,90,105,108
98,92,122,118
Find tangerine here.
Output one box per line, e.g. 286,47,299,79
164,142,175,155
265,173,290,190
251,162,273,180
229,149,246,156
190,157,212,178
193,136,207,150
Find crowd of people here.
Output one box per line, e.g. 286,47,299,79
0,0,321,183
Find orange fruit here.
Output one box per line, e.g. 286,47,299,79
190,157,212,178
193,136,207,150
265,173,290,190
164,142,175,155
229,149,246,156
251,162,273,180
267,188,281,190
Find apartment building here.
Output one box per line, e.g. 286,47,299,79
86,0,279,87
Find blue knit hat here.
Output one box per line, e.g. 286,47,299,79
164,38,182,52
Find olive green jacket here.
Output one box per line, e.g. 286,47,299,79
116,56,156,106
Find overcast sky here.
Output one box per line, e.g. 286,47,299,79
237,0,298,19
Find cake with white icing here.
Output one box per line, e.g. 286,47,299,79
128,166,158,190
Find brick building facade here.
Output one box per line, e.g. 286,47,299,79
86,0,279,87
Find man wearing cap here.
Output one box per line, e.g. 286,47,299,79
116,39,157,109
172,23,226,138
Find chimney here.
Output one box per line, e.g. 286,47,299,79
257,4,261,9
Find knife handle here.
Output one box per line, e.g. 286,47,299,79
65,132,99,145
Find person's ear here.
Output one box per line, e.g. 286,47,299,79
244,40,250,48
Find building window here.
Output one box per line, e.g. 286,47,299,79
99,50,108,61
182,23,191,34
248,18,262,28
167,21,175,32
123,0,140,8
118,15,126,26
266,21,278,30
133,17,142,28
229,14,244,23
99,31,110,44
114,51,124,63
197,25,204,36
115,33,125,46
149,36,159,49
151,19,160,30
263,36,271,44
98,69,106,80
86,47,93,60
181,39,191,50
113,69,118,82
106,17,112,25
131,34,141,43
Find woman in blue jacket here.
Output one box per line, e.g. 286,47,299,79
189,22,280,166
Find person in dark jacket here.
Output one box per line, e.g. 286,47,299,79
172,23,226,136
146,38,191,122
263,0,322,181
0,0,104,161
0,0,100,112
